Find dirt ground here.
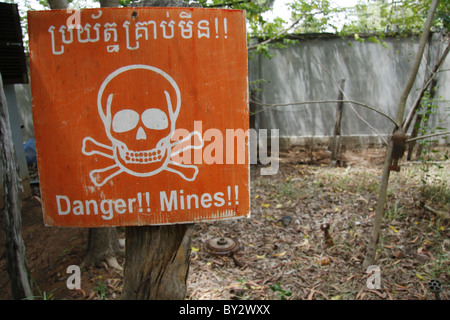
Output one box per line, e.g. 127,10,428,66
0,146,448,300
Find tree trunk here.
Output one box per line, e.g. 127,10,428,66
100,0,120,7
362,142,394,270
362,0,439,270
82,227,122,270
330,79,345,167
121,224,194,299
121,0,200,300
0,73,33,299
47,0,68,9
249,91,257,130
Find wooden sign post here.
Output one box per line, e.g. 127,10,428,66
28,7,250,228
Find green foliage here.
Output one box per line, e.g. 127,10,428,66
249,78,270,93
435,0,450,30
240,1,286,41
341,0,448,34
289,0,341,33
119,0,132,6
269,282,292,300
204,0,294,57
248,0,448,55
94,278,108,300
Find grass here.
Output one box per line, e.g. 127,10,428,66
314,166,380,194
385,200,404,221
94,278,108,300
26,274,56,300
421,180,450,207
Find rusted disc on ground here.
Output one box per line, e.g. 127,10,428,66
205,237,240,256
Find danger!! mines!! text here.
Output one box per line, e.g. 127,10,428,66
56,186,240,221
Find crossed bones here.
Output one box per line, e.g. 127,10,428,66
82,131,204,187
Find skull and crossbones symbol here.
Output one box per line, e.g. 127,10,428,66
82,64,204,187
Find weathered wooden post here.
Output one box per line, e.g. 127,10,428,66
28,6,250,300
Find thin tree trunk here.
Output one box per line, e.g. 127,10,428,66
330,79,345,167
47,0,68,9
362,143,394,270
249,91,257,130
0,73,33,299
362,0,440,270
100,0,120,7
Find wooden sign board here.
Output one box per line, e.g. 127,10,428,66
28,7,249,227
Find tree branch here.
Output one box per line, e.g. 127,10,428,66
403,41,450,131
395,0,440,127
423,204,450,220
206,0,251,7
406,131,450,143
247,17,302,51
250,98,398,126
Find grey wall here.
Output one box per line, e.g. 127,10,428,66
15,83,34,143
249,32,450,147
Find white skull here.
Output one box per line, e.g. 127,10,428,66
97,65,181,177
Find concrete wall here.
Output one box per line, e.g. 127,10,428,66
15,83,34,143
249,32,450,148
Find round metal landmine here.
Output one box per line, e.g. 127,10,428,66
428,279,442,300
428,279,442,293
205,237,240,256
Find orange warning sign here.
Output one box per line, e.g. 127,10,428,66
28,7,249,227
